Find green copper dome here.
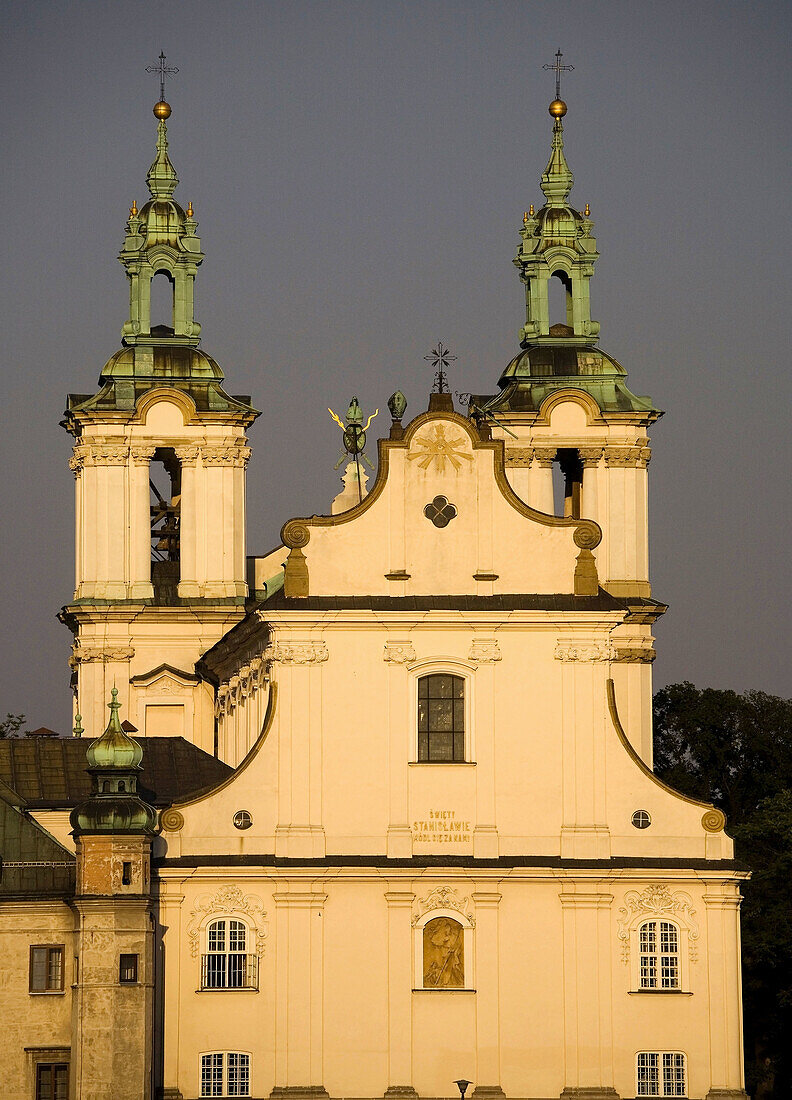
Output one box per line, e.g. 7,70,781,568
70,690,157,837
86,688,143,769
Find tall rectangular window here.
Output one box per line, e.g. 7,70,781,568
36,1063,69,1100
119,953,138,983
30,946,64,993
417,674,465,762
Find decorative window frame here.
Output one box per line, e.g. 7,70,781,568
635,1050,687,1097
617,885,698,993
24,1047,70,1100
187,884,268,960
407,657,476,765
199,1050,252,1097
411,885,475,990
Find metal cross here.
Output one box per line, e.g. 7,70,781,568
543,49,573,100
424,342,458,394
146,51,179,102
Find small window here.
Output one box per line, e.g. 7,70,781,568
417,674,465,762
636,1051,686,1096
233,810,253,830
639,920,680,989
200,1052,250,1097
201,919,258,990
119,953,138,983
30,946,64,993
632,809,652,829
423,916,465,988
121,861,132,885
36,1063,69,1100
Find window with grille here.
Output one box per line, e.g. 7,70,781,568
119,953,138,983
201,919,258,989
36,1063,69,1100
639,920,680,989
29,945,64,992
200,1052,250,1097
417,674,465,762
636,1052,686,1096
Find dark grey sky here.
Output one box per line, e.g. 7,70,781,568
2,0,791,733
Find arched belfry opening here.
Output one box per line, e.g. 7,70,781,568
548,270,573,329
150,447,181,603
552,448,583,518
149,270,175,330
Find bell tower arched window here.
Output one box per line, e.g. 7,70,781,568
150,447,181,603
149,270,175,330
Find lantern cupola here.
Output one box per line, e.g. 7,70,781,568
119,100,204,347
514,98,600,346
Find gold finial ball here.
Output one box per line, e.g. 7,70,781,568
549,98,567,118
153,100,172,120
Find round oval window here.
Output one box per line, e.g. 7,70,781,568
631,809,651,829
233,810,253,830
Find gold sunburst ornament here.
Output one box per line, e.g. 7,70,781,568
408,424,473,473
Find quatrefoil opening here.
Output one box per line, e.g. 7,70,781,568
424,495,458,528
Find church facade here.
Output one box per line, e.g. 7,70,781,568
0,89,749,1100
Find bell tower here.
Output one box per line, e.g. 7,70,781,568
61,90,260,750
470,85,665,762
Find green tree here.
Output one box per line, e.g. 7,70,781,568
653,683,792,1099
0,713,26,738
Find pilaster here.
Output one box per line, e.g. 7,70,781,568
272,889,328,1093
271,642,328,858
385,889,416,1096
703,885,748,1097
558,888,616,1098
471,891,503,1098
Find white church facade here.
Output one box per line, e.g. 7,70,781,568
0,87,749,1100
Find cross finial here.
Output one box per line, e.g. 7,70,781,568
146,51,179,103
543,49,573,101
424,342,458,394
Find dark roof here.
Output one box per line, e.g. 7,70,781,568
259,592,637,612
0,737,232,810
0,796,75,896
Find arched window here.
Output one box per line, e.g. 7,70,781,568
422,916,465,988
417,674,465,762
636,1051,686,1096
638,920,680,989
201,919,257,990
200,1052,250,1097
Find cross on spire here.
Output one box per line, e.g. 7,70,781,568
424,342,458,394
146,51,178,102
543,49,573,100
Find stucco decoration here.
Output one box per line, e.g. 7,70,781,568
572,521,602,550
617,884,699,964
70,645,135,666
201,445,251,467
554,640,616,662
701,809,727,833
266,642,328,665
412,885,476,928
407,424,474,473
188,884,268,958
383,641,416,664
469,639,502,663
160,808,184,832
602,444,652,468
